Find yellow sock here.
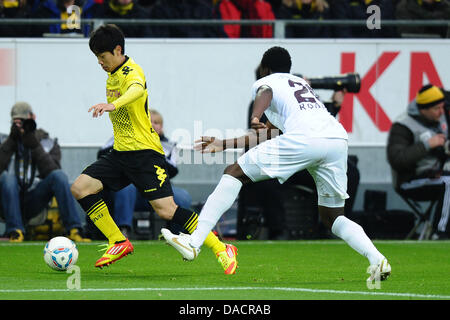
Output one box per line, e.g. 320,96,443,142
87,199,125,244
204,232,226,255
183,211,226,255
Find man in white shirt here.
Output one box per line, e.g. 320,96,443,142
162,46,390,282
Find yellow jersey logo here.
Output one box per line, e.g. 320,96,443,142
154,165,167,187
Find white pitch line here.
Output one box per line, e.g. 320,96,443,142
0,240,449,247
0,287,449,299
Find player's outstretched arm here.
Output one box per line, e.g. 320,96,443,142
194,120,280,153
88,84,145,118
194,133,260,153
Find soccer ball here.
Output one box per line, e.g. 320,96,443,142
43,236,78,271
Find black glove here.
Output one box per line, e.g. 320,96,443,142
9,123,21,141
22,131,40,149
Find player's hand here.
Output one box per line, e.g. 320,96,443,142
194,136,224,153
88,103,116,118
332,89,347,107
250,117,267,130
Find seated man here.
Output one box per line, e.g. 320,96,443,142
387,84,450,239
98,109,192,237
0,102,90,242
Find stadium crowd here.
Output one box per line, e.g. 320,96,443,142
0,0,449,38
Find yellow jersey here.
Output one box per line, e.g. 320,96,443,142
105,56,164,154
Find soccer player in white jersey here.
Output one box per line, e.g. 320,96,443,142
162,46,391,282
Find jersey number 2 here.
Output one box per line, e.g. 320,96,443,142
288,80,317,104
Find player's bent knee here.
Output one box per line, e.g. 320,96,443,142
224,164,251,184
223,164,243,178
318,205,345,229
150,197,177,220
70,175,103,200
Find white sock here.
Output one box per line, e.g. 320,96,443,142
331,215,385,265
190,174,242,248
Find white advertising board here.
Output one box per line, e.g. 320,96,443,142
0,39,448,147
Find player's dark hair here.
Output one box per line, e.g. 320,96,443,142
89,24,125,55
260,46,292,73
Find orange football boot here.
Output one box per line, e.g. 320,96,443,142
95,239,134,268
216,244,238,275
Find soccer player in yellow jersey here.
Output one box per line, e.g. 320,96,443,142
70,24,238,274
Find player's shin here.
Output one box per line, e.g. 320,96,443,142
190,174,242,248
331,215,385,265
77,193,126,244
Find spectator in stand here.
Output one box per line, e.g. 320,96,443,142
275,0,331,38
213,0,242,38
149,0,226,38
0,0,31,37
396,0,450,38
330,0,398,38
30,0,100,37
91,0,152,38
0,102,90,242
233,0,275,38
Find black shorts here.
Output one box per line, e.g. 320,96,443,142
82,149,173,201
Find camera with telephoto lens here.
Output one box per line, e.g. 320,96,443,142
22,119,36,134
294,72,361,93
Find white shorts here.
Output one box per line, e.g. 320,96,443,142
237,133,349,207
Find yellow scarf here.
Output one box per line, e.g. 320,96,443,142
296,0,317,11
3,0,19,8
109,1,134,16
417,0,441,5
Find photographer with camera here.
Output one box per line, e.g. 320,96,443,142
387,84,450,240
0,102,90,242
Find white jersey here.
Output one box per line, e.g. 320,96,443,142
251,73,348,140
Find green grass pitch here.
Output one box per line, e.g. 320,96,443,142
0,240,449,300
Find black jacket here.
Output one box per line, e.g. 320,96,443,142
387,101,448,188
0,128,60,190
